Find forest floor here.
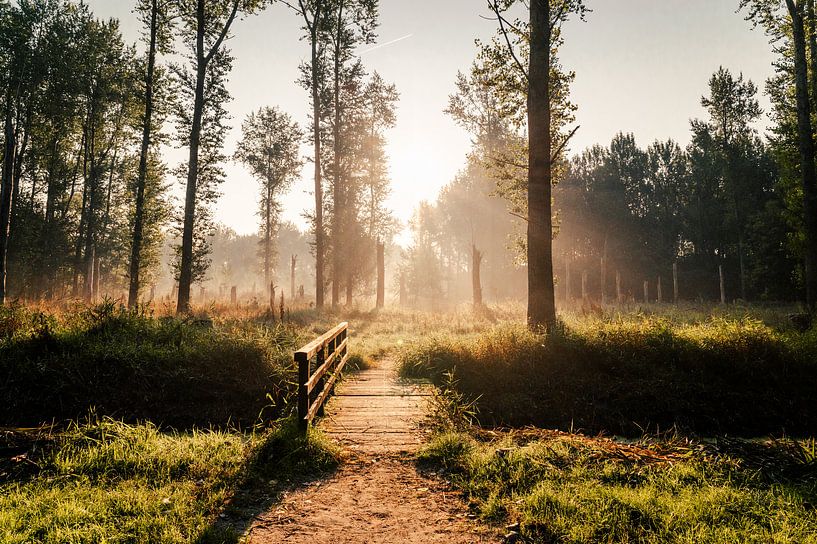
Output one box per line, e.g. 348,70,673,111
246,359,498,544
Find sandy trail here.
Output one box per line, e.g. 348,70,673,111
247,360,497,544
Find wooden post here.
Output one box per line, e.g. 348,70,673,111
296,350,309,430
230,286,237,306
657,276,663,303
601,257,607,304
643,280,649,303
471,245,483,308
581,270,588,301
377,242,385,309
673,262,679,303
291,255,297,301
719,264,726,304
616,270,622,303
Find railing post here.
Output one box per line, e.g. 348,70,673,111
316,342,327,417
296,351,309,431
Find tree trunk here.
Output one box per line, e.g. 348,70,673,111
472,244,483,308
309,11,325,309
527,0,557,329
376,241,385,309
291,254,297,301
788,0,817,312
264,182,272,293
331,0,345,308
719,264,726,304
673,261,679,303
177,0,207,315
128,0,159,308
0,90,15,305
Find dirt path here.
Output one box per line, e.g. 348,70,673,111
247,360,497,543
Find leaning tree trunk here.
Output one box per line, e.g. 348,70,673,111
527,0,557,329
788,0,817,312
128,0,159,309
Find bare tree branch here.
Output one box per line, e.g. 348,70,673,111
551,125,580,163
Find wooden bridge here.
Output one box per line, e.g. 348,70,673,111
295,322,430,452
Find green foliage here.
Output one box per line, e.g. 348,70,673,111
419,430,817,543
399,312,817,436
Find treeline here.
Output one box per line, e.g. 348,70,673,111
0,1,170,303
556,69,790,302
0,0,399,312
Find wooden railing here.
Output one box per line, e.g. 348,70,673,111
295,322,349,430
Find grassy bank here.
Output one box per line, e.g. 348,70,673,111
419,430,817,543
0,301,304,428
0,418,339,544
399,316,817,436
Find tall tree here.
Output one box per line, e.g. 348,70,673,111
742,0,817,310
174,0,265,314
128,0,173,308
526,0,585,329
234,106,303,294
289,0,328,308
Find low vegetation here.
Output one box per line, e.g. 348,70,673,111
419,430,817,543
0,301,303,428
0,417,339,544
400,310,817,436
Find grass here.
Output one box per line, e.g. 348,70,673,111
4,299,817,542
419,430,817,543
399,314,817,436
0,417,340,544
0,300,305,428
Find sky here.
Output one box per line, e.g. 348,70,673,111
86,0,777,242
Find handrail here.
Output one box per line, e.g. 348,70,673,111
295,322,349,430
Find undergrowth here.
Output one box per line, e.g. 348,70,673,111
399,317,817,436
0,301,303,428
418,430,817,543
0,417,339,544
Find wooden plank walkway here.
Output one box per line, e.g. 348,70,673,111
322,360,432,454
247,359,498,543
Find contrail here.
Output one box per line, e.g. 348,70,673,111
359,34,414,55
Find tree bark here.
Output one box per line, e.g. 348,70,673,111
331,0,345,308
128,0,159,308
291,254,297,300
306,1,326,309
0,89,15,305
373,241,384,308
177,0,208,314
471,244,483,308
527,0,557,329
787,0,817,312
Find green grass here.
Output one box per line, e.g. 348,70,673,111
419,430,817,544
0,417,340,544
399,316,817,436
